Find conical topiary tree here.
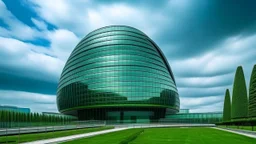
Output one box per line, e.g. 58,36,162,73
249,65,256,118
231,66,248,119
223,89,231,122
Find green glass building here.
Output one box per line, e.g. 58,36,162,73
57,25,180,122
162,112,223,124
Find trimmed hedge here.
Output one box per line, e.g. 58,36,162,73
119,129,144,144
249,65,256,118
223,89,231,122
220,65,256,128
0,110,76,128
231,66,248,119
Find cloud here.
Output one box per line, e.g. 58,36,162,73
27,0,92,36
0,0,43,40
0,37,64,81
27,0,167,38
173,33,256,107
46,29,80,61
0,37,64,94
170,32,256,78
0,90,57,113
180,96,223,112
176,73,233,88
0,27,79,94
178,86,230,98
190,102,224,113
180,96,223,109
0,1,80,95
158,0,256,59
31,18,47,30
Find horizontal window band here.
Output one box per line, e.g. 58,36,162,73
60,104,179,113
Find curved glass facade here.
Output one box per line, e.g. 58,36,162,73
57,25,179,121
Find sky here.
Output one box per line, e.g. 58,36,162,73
0,0,256,113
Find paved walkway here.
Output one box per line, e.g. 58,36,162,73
0,125,104,136
212,127,256,139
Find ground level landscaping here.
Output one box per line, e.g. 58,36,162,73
0,126,113,144
218,125,256,131
64,127,256,144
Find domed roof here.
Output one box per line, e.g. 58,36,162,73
62,25,176,85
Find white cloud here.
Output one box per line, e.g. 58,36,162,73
28,0,91,36
178,85,230,98
31,18,48,30
190,102,223,113
0,37,64,82
0,90,57,113
28,0,167,38
0,0,42,40
180,96,223,112
171,33,256,78
46,29,80,61
171,33,256,112
177,73,233,88
86,4,164,37
0,0,80,62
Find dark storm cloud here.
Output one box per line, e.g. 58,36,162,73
0,61,59,95
156,0,256,59
0,72,57,95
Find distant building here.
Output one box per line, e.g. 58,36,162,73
0,105,30,113
164,112,223,123
42,112,77,119
179,109,190,114
42,112,72,117
42,112,63,116
163,109,222,123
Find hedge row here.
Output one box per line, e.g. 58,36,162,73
221,65,256,125
0,110,77,128
223,89,231,122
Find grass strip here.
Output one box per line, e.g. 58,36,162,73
63,127,256,144
63,128,143,144
0,126,113,144
130,127,256,144
119,129,144,144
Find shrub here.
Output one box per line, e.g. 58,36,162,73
223,89,231,122
231,66,248,119
249,65,256,118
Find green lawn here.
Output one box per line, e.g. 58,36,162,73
64,127,256,144
0,126,113,144
63,128,143,144
131,127,256,144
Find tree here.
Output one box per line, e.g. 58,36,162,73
231,66,248,119
249,64,256,118
223,89,231,122
0,110,2,122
